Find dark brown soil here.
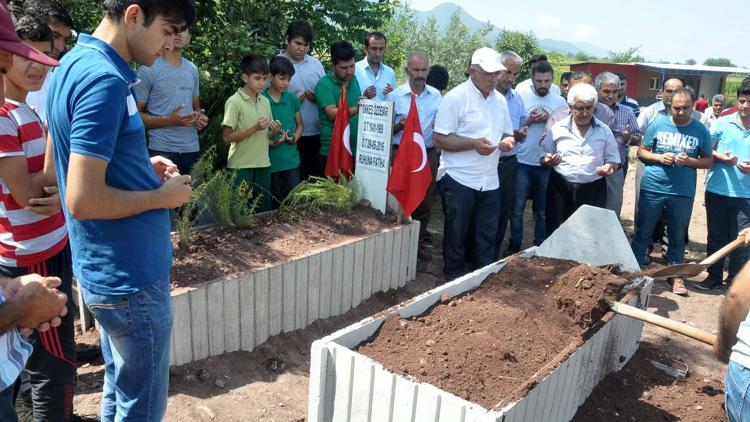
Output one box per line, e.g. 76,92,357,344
356,256,631,409
170,207,396,291
573,341,726,422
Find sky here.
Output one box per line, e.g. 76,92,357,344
406,0,748,68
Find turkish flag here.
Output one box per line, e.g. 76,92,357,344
387,94,432,218
324,85,353,180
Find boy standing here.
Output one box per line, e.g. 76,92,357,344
222,54,279,213
136,28,208,176
263,56,303,207
0,15,75,421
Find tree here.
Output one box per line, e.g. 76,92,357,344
607,46,644,63
704,57,735,67
378,1,416,82
685,58,697,65
494,29,539,81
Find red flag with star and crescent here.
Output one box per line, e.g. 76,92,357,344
387,93,432,218
324,85,353,180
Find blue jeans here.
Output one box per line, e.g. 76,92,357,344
631,190,694,266
439,175,501,279
705,191,750,283
81,281,173,421
726,361,750,422
510,163,550,247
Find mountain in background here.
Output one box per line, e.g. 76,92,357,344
410,2,609,58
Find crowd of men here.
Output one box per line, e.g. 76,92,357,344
1,0,750,420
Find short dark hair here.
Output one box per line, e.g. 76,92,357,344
330,40,355,65
269,56,295,77
738,83,750,98
15,14,52,43
671,87,695,102
21,0,74,28
364,31,386,47
571,70,592,82
285,20,313,44
528,54,548,66
240,54,269,76
101,0,196,29
531,60,553,76
614,72,627,81
560,71,572,83
426,65,449,91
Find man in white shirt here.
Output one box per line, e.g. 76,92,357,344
701,94,725,129
506,60,566,255
355,31,396,101
515,53,561,97
389,51,442,256
541,83,620,235
434,47,514,280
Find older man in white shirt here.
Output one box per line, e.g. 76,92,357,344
434,47,515,280
541,83,620,236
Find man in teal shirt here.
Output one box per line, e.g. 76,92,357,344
315,40,361,172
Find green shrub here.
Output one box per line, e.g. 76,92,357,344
281,176,359,213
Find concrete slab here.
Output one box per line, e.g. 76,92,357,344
536,205,640,272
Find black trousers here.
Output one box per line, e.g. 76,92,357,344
495,155,518,256
0,245,77,421
545,171,607,237
297,135,322,180
271,168,301,209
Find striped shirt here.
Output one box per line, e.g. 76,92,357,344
611,102,641,164
0,100,68,267
0,287,32,389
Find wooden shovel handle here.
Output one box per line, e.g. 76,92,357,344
612,302,716,345
701,237,746,266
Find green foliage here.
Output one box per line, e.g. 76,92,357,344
572,51,596,62
685,58,697,65
704,57,735,67
607,46,644,64
724,75,743,106
281,176,359,213
495,29,539,81
378,2,415,82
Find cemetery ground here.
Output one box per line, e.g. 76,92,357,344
57,166,728,421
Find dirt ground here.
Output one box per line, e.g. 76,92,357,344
65,164,729,421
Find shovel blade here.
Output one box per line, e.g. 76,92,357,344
648,263,705,279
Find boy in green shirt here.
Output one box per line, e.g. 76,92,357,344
222,54,280,212
263,56,303,208
315,40,361,172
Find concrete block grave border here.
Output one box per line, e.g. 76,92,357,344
77,221,420,367
307,252,653,422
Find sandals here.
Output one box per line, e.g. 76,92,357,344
668,277,688,296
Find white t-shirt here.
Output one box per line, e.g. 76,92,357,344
516,79,561,97
434,79,513,191
26,74,50,123
517,90,566,166
731,311,750,369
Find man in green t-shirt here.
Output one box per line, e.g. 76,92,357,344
315,40,361,173
263,56,303,207
222,54,280,212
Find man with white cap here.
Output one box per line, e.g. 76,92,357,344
434,47,515,281
0,0,70,419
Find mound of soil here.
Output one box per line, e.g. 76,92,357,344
573,341,726,422
170,207,396,291
357,256,632,409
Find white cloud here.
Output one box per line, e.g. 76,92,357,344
571,24,602,40
536,13,561,29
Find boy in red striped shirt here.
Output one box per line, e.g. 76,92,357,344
0,15,75,421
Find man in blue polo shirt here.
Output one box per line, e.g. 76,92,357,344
46,1,195,420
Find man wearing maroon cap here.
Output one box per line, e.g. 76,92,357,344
0,0,70,420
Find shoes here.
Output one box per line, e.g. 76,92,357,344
502,244,520,258
73,414,100,422
643,246,653,265
694,277,722,291
668,277,688,296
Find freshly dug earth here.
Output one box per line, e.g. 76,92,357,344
573,341,726,421
170,207,395,291
357,256,631,409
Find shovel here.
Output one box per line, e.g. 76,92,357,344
611,302,716,345
648,237,746,279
